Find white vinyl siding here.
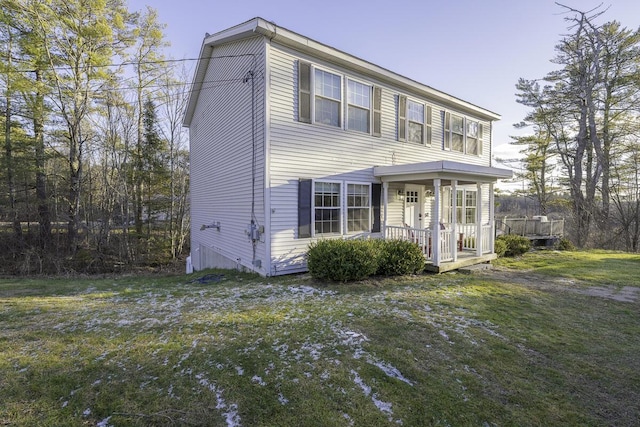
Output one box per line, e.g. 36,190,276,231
267,43,493,275
189,36,267,274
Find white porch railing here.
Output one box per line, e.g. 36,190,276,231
385,225,433,260
385,222,495,262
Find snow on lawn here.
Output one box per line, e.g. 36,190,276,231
16,278,500,424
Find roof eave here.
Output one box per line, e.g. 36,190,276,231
374,160,513,183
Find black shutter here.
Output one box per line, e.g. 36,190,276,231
372,183,382,233
298,179,312,238
398,95,406,141
443,111,450,150
372,86,382,137
298,61,311,123
426,105,432,145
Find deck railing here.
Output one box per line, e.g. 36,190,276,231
386,222,495,261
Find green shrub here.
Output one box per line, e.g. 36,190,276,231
494,238,507,257
376,239,425,276
497,234,531,257
307,239,379,282
555,237,576,251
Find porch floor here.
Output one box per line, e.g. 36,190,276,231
424,251,497,273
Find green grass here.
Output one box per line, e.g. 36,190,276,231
1,252,639,426
495,249,640,287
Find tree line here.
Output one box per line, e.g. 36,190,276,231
504,4,640,252
1,0,190,274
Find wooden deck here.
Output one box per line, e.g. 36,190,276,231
423,251,497,273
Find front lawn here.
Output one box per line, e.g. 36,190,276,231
1,252,639,426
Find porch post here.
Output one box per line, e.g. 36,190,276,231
489,182,495,253
451,180,458,262
432,179,441,266
382,181,389,239
476,182,483,256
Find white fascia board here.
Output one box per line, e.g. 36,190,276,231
185,17,501,125
374,160,513,182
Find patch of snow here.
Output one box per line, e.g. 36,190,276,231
342,412,355,426
351,370,371,396
82,408,91,417
61,401,68,408
251,375,266,386
235,366,244,376
96,416,112,427
278,393,289,405
372,360,414,386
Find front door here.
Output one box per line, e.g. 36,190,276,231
404,185,423,229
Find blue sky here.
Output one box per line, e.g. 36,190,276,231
130,0,640,173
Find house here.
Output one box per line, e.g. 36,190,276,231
183,17,512,276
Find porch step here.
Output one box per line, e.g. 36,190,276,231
424,253,497,274
458,263,494,274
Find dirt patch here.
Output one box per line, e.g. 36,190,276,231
480,267,639,303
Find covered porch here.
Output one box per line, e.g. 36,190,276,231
374,160,512,273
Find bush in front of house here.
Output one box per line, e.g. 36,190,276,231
307,238,426,282
376,239,425,276
494,238,507,257
307,239,379,282
496,234,531,257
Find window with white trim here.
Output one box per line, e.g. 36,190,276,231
314,181,341,234
451,114,464,152
407,100,425,144
466,120,480,155
442,188,477,224
398,96,431,144
347,184,371,232
443,112,483,155
347,80,371,133
314,69,342,127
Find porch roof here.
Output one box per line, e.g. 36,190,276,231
373,160,512,185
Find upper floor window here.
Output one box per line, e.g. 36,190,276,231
407,100,425,144
466,120,480,155
398,95,431,144
314,69,342,127
347,80,371,133
298,61,382,136
444,111,483,155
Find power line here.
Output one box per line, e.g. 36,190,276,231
1,54,258,74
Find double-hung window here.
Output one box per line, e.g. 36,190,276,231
407,100,425,144
299,180,380,238
314,69,342,127
465,191,477,224
347,184,371,232
314,182,341,235
443,112,483,155
347,80,371,133
398,96,431,144
442,188,477,224
466,120,480,155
